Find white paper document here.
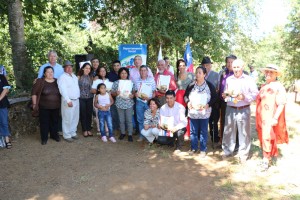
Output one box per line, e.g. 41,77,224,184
138,83,152,99
118,80,133,98
158,75,171,91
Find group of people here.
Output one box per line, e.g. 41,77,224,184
1,50,289,171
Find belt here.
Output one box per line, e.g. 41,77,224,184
228,105,250,110
70,98,78,101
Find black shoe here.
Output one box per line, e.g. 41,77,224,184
41,141,47,145
118,134,125,140
51,136,60,142
128,135,133,142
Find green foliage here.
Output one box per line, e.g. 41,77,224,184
0,0,261,90
85,0,259,69
283,0,300,83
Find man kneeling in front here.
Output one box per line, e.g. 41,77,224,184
159,90,187,153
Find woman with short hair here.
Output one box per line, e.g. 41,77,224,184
184,66,217,157
140,98,161,144
32,66,61,145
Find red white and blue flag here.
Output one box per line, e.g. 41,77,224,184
184,42,194,72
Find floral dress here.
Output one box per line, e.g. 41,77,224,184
256,81,289,157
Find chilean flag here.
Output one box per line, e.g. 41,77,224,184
184,42,194,72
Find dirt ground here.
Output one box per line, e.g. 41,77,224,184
1,93,300,200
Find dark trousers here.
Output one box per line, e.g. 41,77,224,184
173,127,187,150
110,103,120,131
39,108,59,142
209,106,220,143
79,97,93,131
157,127,186,150
220,100,227,141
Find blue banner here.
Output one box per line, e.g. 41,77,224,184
118,44,147,69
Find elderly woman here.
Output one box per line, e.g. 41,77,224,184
140,98,160,144
0,74,11,149
256,64,288,171
184,66,217,157
78,63,94,137
32,66,61,145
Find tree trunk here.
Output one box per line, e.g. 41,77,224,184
7,0,32,90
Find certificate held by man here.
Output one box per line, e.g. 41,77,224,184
159,115,174,137
157,75,171,91
138,83,152,99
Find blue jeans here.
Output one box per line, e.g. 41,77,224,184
136,100,149,138
190,118,209,152
98,110,113,137
0,108,10,137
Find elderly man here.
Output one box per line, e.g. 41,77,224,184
135,65,156,142
38,50,64,79
58,61,80,142
159,90,187,152
202,56,220,144
130,55,153,83
222,59,258,163
154,60,177,105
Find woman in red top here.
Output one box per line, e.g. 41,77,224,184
256,64,288,171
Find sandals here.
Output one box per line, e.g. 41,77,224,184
83,131,88,137
87,131,93,137
5,141,12,149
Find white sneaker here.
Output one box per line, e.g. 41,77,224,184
109,137,116,143
200,151,206,158
174,149,181,154
101,136,108,142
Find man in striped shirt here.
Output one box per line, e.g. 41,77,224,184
135,65,156,142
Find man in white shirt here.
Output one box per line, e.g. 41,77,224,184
221,59,258,163
58,61,80,142
159,90,187,152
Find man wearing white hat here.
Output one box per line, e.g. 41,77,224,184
58,61,80,142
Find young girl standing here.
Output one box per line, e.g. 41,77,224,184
94,83,116,143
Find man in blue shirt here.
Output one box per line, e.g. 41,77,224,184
37,50,63,78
